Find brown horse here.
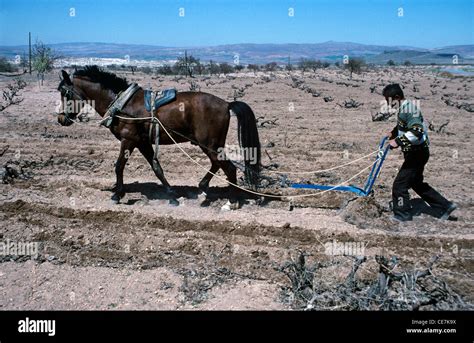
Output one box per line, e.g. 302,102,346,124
56,66,260,206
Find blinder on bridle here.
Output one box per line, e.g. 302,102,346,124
57,79,86,125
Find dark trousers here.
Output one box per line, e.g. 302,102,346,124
392,147,451,218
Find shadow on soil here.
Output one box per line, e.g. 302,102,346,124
108,182,282,207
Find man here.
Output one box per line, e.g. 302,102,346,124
382,84,457,222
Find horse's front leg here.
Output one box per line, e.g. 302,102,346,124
112,139,136,203
137,142,179,206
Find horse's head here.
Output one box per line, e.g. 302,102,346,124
57,70,86,126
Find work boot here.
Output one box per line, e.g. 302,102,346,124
440,203,457,220
391,213,413,222
390,200,413,222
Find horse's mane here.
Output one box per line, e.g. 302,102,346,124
74,66,129,93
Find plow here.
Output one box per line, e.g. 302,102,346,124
290,137,390,197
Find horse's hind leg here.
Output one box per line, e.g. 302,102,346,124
219,160,240,210
137,142,179,206
112,139,136,203
219,160,237,185
196,149,221,206
198,149,221,192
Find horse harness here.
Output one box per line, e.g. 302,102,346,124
59,83,86,102
100,83,141,127
58,82,87,124
99,84,176,163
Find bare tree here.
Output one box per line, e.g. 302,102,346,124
194,61,205,75
234,65,245,72
264,62,278,71
298,58,310,74
247,64,260,75
157,65,173,75
344,57,365,79
208,60,220,75
175,52,200,77
297,58,323,73
219,62,234,75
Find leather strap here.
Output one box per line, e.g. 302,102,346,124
100,83,140,127
148,91,160,162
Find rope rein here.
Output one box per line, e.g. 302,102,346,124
267,150,378,175
60,82,386,200
99,109,384,200
112,113,379,176
151,114,381,200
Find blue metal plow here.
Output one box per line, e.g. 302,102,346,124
290,137,390,196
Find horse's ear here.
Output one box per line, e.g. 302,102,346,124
61,70,72,85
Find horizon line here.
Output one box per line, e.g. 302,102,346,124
1,40,472,50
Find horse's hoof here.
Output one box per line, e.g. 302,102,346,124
169,198,179,206
221,200,240,211
200,199,211,207
197,191,207,202
111,192,124,204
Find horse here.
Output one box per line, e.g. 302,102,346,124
56,66,261,207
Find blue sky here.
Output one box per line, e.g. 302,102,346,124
0,0,472,48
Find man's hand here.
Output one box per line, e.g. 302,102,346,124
388,139,399,149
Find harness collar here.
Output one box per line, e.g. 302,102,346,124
100,83,141,127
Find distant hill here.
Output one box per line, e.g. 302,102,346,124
431,45,474,58
0,41,472,65
366,48,474,65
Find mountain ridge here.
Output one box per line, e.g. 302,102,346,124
1,41,472,64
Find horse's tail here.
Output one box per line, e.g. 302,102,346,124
228,101,261,188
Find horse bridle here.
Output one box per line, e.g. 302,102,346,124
58,82,86,124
